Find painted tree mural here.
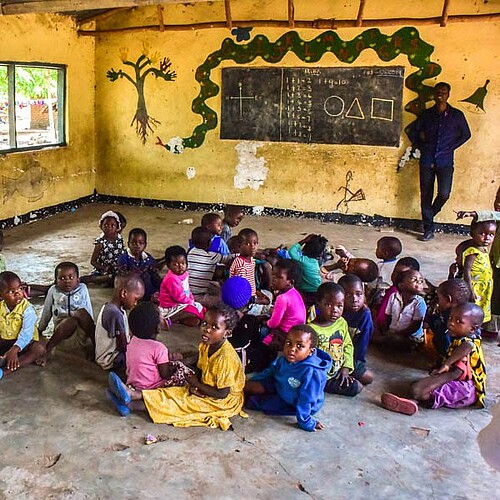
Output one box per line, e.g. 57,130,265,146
107,43,177,144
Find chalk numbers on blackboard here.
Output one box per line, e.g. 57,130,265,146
284,76,313,141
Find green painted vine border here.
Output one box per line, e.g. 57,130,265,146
162,28,441,151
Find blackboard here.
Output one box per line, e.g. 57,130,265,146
220,66,404,147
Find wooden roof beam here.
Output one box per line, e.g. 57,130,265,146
1,0,214,15
356,0,366,27
440,0,451,27
288,0,295,28
77,11,500,35
224,0,232,30
157,4,165,31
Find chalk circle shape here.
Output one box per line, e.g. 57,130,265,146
324,95,345,117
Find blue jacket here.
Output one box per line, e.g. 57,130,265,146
252,348,332,432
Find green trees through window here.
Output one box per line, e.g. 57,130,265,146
0,63,65,152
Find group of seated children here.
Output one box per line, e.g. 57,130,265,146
0,189,498,431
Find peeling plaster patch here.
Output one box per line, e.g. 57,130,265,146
234,141,268,190
252,206,265,216
167,136,184,154
186,167,196,180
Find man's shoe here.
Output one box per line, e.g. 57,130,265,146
418,231,434,242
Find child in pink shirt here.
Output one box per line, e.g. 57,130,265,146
122,302,192,391
159,246,205,327
263,260,306,351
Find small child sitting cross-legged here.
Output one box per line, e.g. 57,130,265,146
309,282,362,397
221,205,245,243
94,274,144,373
381,303,486,414
338,274,374,385
376,269,427,351
37,262,95,365
230,228,271,311
106,301,192,413
261,259,306,353
159,246,206,327
116,228,161,301
426,278,471,360
289,233,328,308
107,304,247,431
81,210,126,285
0,271,45,380
245,324,332,432
374,257,420,331
200,212,230,255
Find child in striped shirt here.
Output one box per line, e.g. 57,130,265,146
187,227,233,299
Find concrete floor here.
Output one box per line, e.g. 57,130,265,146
0,203,499,499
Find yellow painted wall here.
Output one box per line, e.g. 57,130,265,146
0,14,95,220
2,3,496,225
94,3,499,223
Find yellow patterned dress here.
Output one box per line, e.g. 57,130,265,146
463,246,493,323
142,340,246,430
448,336,486,408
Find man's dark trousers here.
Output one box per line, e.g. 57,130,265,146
419,163,454,233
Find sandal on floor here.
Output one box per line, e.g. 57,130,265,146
381,392,418,415
108,371,131,405
106,389,130,417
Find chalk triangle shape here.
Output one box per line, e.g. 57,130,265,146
345,98,365,119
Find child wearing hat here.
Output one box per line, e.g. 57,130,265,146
81,210,126,286
223,276,276,372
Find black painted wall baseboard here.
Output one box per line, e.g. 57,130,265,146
0,191,471,235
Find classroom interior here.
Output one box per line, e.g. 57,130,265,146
0,0,499,497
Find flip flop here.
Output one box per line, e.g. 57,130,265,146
105,389,130,417
381,393,418,415
108,371,131,405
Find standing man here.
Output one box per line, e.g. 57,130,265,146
408,82,471,241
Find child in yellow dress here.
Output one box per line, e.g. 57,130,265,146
462,220,497,324
107,304,246,430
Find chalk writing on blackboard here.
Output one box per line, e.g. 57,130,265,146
221,66,404,147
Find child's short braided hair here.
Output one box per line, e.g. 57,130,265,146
207,304,239,332
438,279,470,304
303,234,328,259
289,324,319,348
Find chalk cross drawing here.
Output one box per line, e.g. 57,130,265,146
229,82,256,118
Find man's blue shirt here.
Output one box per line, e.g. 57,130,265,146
407,104,471,167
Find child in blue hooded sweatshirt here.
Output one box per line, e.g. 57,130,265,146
244,324,332,432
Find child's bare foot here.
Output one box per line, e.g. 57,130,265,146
35,354,47,367
35,346,55,366
358,369,374,385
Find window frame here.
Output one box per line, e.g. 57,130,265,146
0,61,67,153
